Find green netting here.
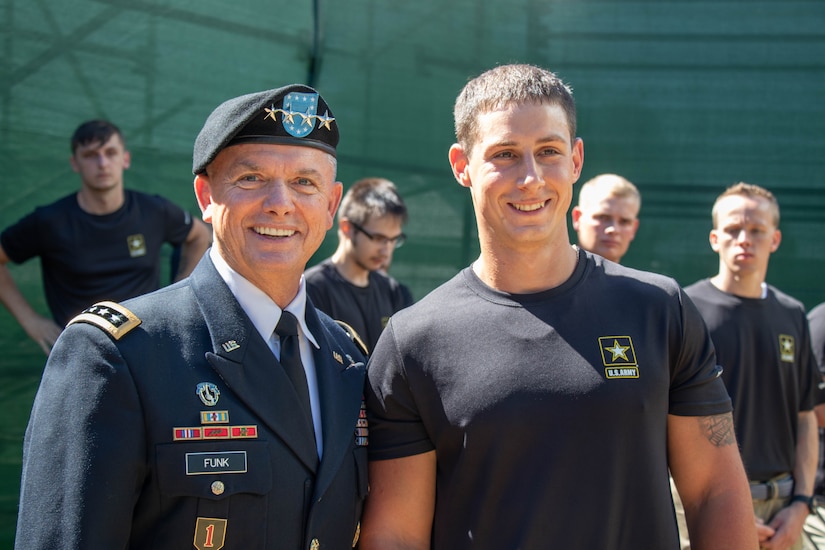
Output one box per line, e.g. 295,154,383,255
2,0,825,544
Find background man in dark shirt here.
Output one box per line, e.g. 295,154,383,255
305,177,412,351
0,119,211,354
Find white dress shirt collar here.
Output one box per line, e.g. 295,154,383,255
210,248,319,348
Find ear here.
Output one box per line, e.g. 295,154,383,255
122,150,131,170
709,229,720,252
339,217,354,238
193,175,214,223
69,155,79,173
571,206,583,229
628,219,640,240
570,137,584,182
325,182,344,230
770,228,782,253
449,143,471,188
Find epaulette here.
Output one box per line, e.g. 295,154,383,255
67,301,141,340
334,319,369,357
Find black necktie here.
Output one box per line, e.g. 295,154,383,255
275,311,313,425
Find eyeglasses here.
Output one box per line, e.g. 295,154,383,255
349,221,406,249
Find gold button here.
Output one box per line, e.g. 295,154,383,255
310,538,320,550
211,480,225,495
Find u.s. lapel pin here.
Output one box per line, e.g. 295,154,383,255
345,354,365,369
221,340,240,352
333,351,344,364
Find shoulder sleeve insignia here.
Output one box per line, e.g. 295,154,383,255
334,319,369,357
67,301,141,340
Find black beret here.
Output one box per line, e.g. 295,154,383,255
193,84,339,174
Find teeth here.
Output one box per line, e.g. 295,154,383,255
255,227,294,237
513,201,546,212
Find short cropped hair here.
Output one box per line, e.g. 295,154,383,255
578,174,641,209
338,177,408,226
71,120,125,153
711,182,780,228
453,64,577,154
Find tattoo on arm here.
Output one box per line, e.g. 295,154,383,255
699,413,736,447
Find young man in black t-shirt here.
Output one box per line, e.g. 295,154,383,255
685,182,819,550
359,64,758,550
0,120,211,354
305,177,412,351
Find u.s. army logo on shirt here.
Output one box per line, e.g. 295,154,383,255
779,334,795,362
127,234,146,257
599,336,639,379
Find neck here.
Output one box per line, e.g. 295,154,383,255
474,241,579,294
76,186,125,215
331,246,370,287
710,269,765,298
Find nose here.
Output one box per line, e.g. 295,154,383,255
735,229,750,245
517,156,543,188
262,181,294,215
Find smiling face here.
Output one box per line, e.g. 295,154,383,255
710,193,781,281
449,101,583,255
195,143,342,298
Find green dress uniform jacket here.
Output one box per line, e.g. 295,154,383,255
15,255,368,550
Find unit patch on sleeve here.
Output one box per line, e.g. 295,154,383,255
598,335,639,379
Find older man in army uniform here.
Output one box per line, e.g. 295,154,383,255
15,85,368,549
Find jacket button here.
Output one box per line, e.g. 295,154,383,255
211,481,225,495
309,538,320,549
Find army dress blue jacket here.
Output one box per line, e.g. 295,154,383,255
15,255,368,550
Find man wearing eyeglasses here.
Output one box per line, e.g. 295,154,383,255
305,177,412,351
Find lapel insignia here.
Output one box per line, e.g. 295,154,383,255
333,351,344,364
346,354,365,370
221,340,240,353
200,410,229,424
197,382,221,406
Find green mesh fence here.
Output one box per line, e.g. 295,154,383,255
2,0,825,544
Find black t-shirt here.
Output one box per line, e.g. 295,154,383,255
685,279,819,480
367,250,731,549
304,258,413,351
1,190,193,325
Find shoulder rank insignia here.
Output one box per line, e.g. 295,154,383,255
334,319,369,356
68,301,141,340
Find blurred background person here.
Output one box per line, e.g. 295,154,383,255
572,173,640,264
305,177,412,351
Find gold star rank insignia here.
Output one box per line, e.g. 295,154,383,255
598,335,639,379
